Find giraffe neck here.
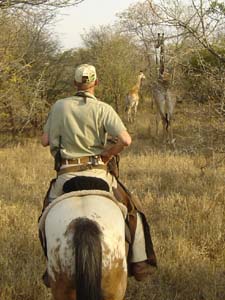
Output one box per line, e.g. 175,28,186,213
131,75,142,93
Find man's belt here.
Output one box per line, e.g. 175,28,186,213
57,164,107,176
61,155,102,165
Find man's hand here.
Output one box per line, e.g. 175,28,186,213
101,151,113,164
101,130,131,164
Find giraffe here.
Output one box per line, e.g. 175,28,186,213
152,33,176,146
125,71,146,123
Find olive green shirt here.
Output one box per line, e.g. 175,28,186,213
43,92,127,158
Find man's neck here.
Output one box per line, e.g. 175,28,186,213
77,87,95,95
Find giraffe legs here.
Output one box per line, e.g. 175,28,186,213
127,107,132,123
127,102,138,123
155,113,176,147
155,112,161,136
133,102,138,122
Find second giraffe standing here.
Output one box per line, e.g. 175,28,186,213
125,71,146,123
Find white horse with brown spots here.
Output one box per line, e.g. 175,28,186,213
39,191,127,300
125,71,146,123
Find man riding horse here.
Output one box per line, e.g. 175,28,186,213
39,64,157,287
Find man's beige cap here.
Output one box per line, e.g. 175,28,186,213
74,64,97,84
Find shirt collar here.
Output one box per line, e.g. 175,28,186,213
76,90,97,101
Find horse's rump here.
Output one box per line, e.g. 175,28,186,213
44,193,127,300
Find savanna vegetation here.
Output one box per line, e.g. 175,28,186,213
0,0,225,299
1,101,225,300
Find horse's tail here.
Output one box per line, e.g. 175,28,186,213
73,217,102,300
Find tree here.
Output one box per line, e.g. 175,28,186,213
0,0,86,144
118,1,162,79
0,0,84,9
148,0,225,63
117,0,225,106
0,10,60,140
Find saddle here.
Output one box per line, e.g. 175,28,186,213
63,176,110,193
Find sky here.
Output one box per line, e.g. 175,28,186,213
53,0,138,49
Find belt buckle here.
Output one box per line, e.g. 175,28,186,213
91,155,100,166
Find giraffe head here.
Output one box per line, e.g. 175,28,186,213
139,71,146,81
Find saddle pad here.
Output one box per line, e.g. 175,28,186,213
39,190,127,234
63,176,110,193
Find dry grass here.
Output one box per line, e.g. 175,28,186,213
0,101,225,300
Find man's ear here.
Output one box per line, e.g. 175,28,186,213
95,79,99,86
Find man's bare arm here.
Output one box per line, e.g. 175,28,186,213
101,130,132,163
